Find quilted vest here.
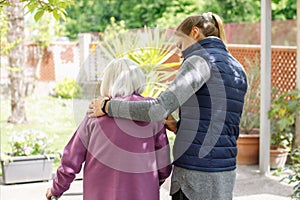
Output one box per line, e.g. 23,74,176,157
173,37,248,172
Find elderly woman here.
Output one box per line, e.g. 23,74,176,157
88,13,247,200
46,58,172,200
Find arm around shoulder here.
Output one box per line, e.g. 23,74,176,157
107,55,211,121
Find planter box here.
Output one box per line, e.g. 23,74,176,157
1,155,54,184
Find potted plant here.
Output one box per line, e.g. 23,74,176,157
237,60,260,165
0,129,56,184
268,89,300,169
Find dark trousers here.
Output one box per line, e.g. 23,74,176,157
172,189,189,200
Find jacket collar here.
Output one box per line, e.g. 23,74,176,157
182,37,227,58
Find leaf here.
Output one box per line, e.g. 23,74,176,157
53,10,60,21
34,10,44,22
1,66,22,73
25,2,36,13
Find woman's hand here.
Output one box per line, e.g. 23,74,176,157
46,188,53,200
87,97,110,118
164,114,177,132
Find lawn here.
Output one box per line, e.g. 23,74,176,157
1,96,175,156
1,96,79,154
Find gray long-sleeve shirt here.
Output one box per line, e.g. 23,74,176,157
108,55,211,121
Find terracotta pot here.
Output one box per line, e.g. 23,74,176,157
270,148,289,169
237,134,260,165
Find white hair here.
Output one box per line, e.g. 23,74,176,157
100,58,146,98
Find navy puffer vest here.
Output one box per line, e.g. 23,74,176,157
173,38,248,172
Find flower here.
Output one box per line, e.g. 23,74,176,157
8,130,53,156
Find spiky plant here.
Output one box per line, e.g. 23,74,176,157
98,27,182,98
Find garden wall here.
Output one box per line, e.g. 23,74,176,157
224,20,297,46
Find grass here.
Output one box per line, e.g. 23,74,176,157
0,96,176,165
1,96,78,154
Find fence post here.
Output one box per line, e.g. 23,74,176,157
259,0,271,175
78,33,91,81
295,0,300,147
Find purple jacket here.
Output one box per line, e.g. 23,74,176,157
51,94,172,200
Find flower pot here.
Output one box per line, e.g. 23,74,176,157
270,148,289,169
1,155,54,184
237,134,259,165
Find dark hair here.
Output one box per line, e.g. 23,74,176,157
176,12,226,43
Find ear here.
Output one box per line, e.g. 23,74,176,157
190,26,201,40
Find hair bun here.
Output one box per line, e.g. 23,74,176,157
202,12,213,22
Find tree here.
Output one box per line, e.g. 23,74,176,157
156,0,203,28
201,0,296,23
63,0,170,40
272,0,297,20
64,0,119,40
5,0,26,123
119,0,169,28
1,0,73,124
201,0,261,23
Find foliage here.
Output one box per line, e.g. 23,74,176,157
0,8,22,73
27,12,63,46
201,0,296,23
63,0,170,40
6,130,52,156
268,89,300,149
102,17,127,41
0,9,20,56
118,0,169,29
239,58,260,133
99,27,181,98
287,146,300,199
201,0,261,23
1,0,73,124
60,0,297,39
156,0,202,28
0,0,73,21
272,0,297,20
64,0,118,40
55,78,81,99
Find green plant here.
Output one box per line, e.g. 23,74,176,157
102,17,127,41
99,27,181,98
5,130,53,157
55,78,81,99
239,58,260,134
286,147,300,199
268,89,300,149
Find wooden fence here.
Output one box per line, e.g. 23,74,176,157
228,44,297,93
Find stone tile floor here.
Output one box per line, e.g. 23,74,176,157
0,165,294,200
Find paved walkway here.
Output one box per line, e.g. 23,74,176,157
0,165,294,200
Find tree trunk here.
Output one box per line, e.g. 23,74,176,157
6,0,27,124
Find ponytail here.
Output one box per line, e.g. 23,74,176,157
212,13,226,43
176,12,227,44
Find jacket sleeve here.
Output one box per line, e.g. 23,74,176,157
108,55,211,122
154,125,172,185
51,116,90,198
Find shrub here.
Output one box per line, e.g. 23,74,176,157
268,89,300,149
55,78,81,99
287,147,300,199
